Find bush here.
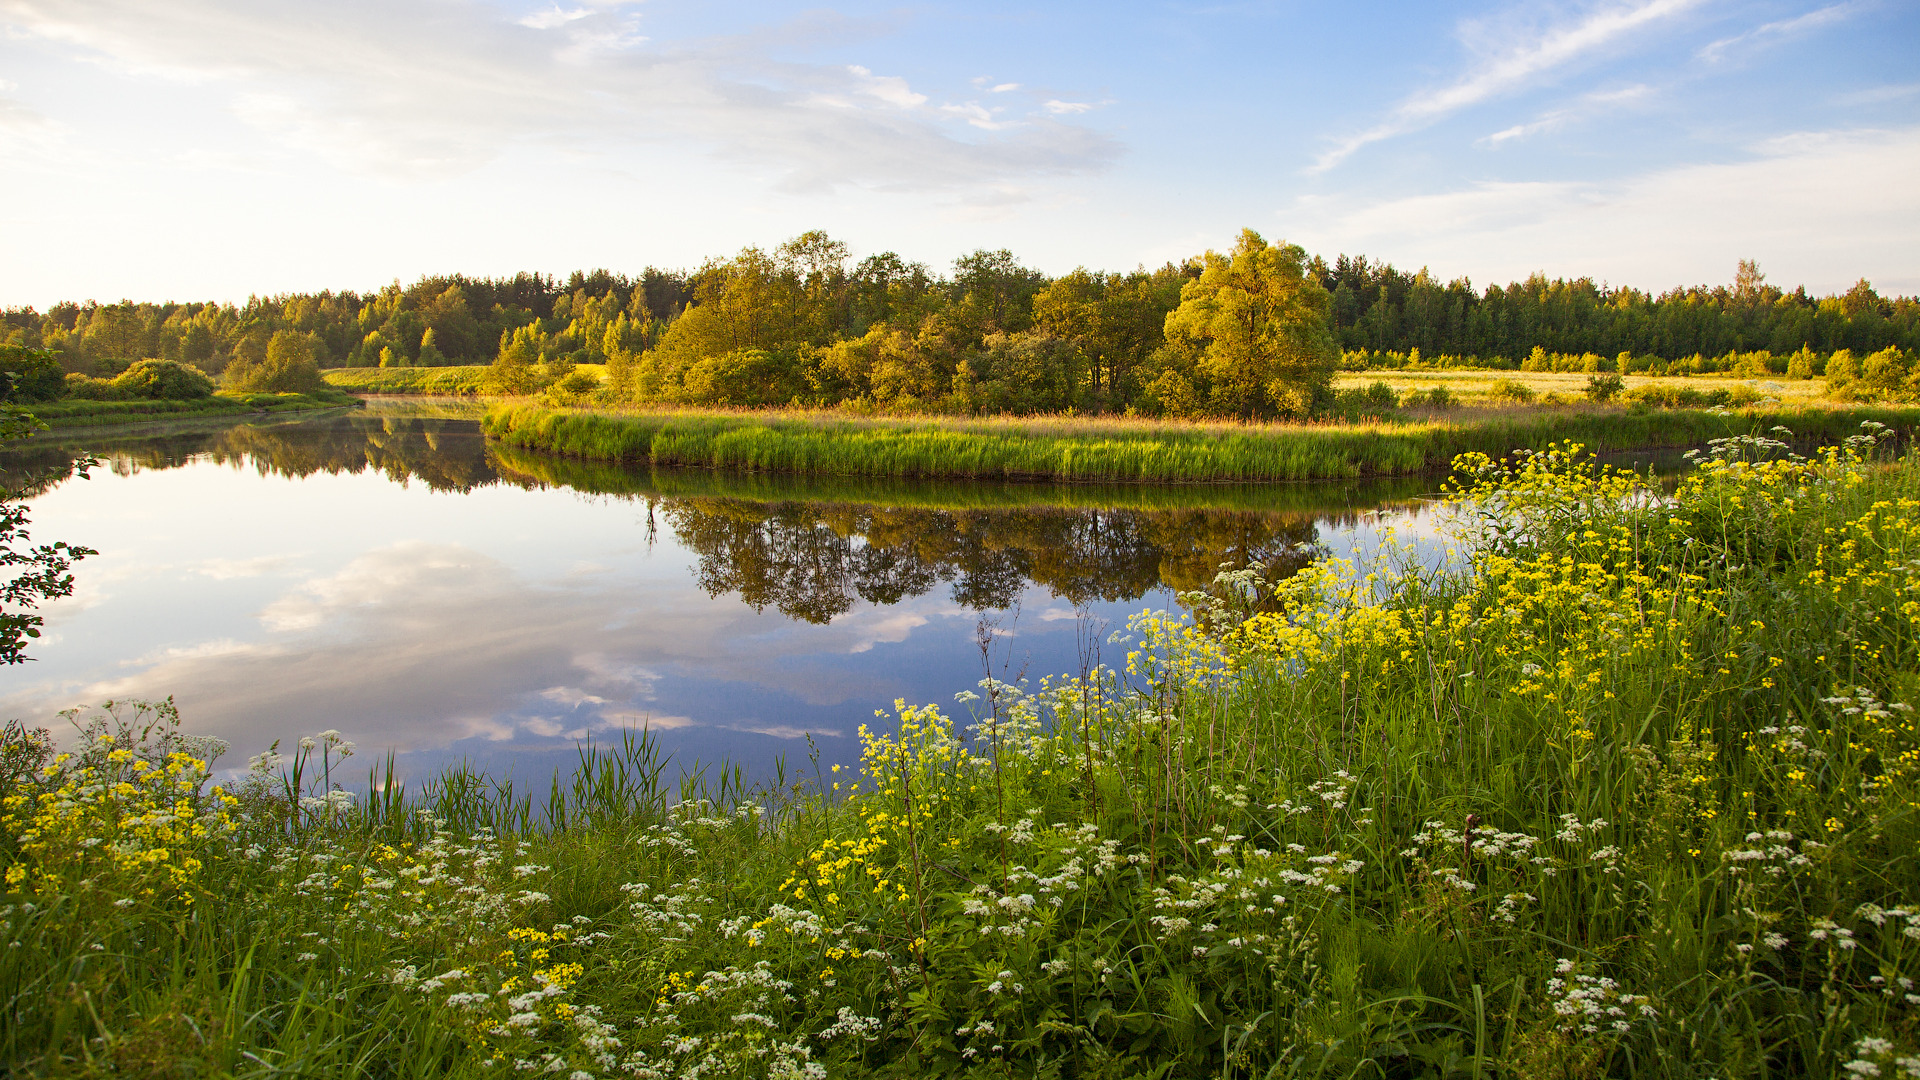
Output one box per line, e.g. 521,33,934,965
62,374,133,401
1400,385,1455,410
554,370,600,395
110,359,215,401
1621,384,1762,409
1332,381,1399,420
1585,373,1625,403
0,345,68,403
1488,378,1537,403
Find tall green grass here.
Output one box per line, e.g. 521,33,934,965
323,366,494,396
27,391,358,429
484,401,1920,482
488,441,1435,514
8,431,1920,1076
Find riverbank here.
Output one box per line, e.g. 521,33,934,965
323,365,497,396
8,438,1917,1076
482,400,1920,482
28,389,360,430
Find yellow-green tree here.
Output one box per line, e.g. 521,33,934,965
224,329,323,393
1161,230,1335,418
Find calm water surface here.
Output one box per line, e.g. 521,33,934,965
1,404,1447,782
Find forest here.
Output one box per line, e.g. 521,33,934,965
5,230,1917,418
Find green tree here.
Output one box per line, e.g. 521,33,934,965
226,330,324,393
84,306,146,374
486,325,545,395
1161,230,1337,418
0,346,68,403
952,249,1043,336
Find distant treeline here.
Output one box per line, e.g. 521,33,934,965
5,234,1915,416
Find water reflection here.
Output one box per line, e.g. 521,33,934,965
0,410,1438,777
12,413,1432,623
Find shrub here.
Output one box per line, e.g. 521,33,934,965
554,370,600,396
1401,385,1455,410
1827,349,1860,393
62,373,133,401
110,359,215,401
1488,378,1537,403
0,345,68,403
1585,373,1625,403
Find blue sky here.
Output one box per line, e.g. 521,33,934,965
1,0,1915,306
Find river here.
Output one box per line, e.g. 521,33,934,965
0,402,1451,784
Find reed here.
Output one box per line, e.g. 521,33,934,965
484,400,1920,482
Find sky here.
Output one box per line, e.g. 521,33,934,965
1,0,1916,307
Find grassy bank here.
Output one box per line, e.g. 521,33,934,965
488,441,1435,514
324,365,493,395
29,389,360,429
8,434,1920,1076
483,400,1920,482
324,365,607,396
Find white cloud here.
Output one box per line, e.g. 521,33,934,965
1698,2,1863,62
194,553,298,580
940,101,1018,131
1044,100,1095,115
0,92,63,154
726,722,837,739
0,0,1116,190
841,610,930,653
539,685,610,708
846,64,928,109
1479,82,1653,146
1315,0,1702,171
1835,82,1920,106
518,5,595,31
1287,125,1920,296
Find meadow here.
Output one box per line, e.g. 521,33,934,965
6,420,1920,1077
481,400,1920,483
1330,370,1835,408
25,390,360,430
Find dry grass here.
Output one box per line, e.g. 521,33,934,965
1336,368,1835,405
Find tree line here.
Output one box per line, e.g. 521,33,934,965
5,234,1915,418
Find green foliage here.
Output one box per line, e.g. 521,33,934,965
1488,378,1537,403
60,373,131,401
1585,372,1625,402
11,435,1920,1075
6,246,1916,420
1162,229,1338,419
0,346,67,404
110,359,215,400
1400,384,1455,410
225,330,326,394
24,392,356,429
482,401,1920,483
323,365,494,396
1623,383,1764,409
1330,380,1400,421
0,382,94,664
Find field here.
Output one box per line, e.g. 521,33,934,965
7,426,1920,1077
481,400,1920,483
1334,370,1835,407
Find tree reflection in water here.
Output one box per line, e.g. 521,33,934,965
6,410,1433,623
